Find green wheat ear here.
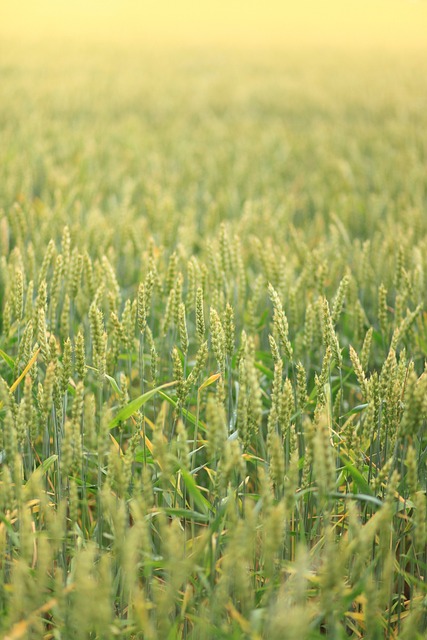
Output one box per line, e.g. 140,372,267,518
268,283,293,360
196,286,205,342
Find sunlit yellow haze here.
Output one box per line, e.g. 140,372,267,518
2,0,427,49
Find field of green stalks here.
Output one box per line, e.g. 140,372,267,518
1,45,427,639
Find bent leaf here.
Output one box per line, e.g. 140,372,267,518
339,453,372,496
10,348,40,393
180,467,212,514
109,381,175,429
198,373,221,393
0,348,15,370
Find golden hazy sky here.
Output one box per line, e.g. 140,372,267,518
2,0,427,49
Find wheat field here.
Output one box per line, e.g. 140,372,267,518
0,43,426,638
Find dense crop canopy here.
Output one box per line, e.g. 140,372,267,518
0,45,427,639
